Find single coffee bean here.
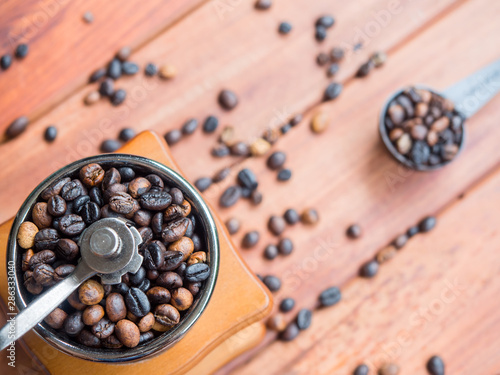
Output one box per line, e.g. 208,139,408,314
407,225,419,237
44,126,57,142
187,251,206,265
128,177,151,198
145,174,164,190
263,275,281,292
73,195,91,214
218,89,238,110
33,264,55,287
157,271,183,289
278,21,292,34
121,61,139,75
347,224,362,239
89,67,106,83
106,293,127,322
360,260,379,278
356,61,374,77
147,286,171,305
393,234,408,249
114,282,130,295
115,319,140,348
109,192,136,214
185,263,210,282
125,287,151,317
22,249,34,271
32,202,53,229
133,210,151,227
277,168,292,181
311,111,330,133
353,364,369,375
165,129,182,145
41,177,70,200
278,237,293,255
296,308,312,330
237,168,258,191
162,218,189,243
268,215,286,236
241,187,252,198
264,244,278,260
29,250,56,270
317,52,329,66
137,312,155,333
92,317,115,339
301,208,319,225
6,116,29,139
111,89,127,106
242,230,260,248
195,177,212,192
181,118,198,135
15,43,29,59
230,141,250,156
79,279,104,305
202,115,219,133
34,228,59,251
99,78,114,97
315,25,327,41
102,334,123,349
68,290,86,310
171,287,193,311
82,304,105,326
24,271,43,295
115,46,131,61
144,63,158,76
250,191,263,205
107,58,122,80
129,267,146,286
143,243,165,270
1,54,12,70
319,286,341,307
80,163,105,187
267,314,287,332
58,214,86,236
61,179,85,201
316,15,335,28
44,308,67,330
225,218,240,234
154,304,180,327
220,186,242,208
80,201,101,224
324,82,343,101
164,200,191,221
267,151,286,170
378,363,400,375
280,322,299,341
419,216,437,232
47,195,66,217
255,0,272,10
283,208,300,225
147,269,159,281
17,221,38,249
426,355,445,375
169,188,183,205
212,143,230,157
159,64,177,79
55,238,79,260
139,190,172,211
279,298,295,312
64,311,85,336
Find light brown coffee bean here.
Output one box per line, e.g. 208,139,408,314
44,308,67,330
106,293,127,322
137,312,155,332
82,304,105,326
79,280,104,305
17,221,39,249
115,319,140,348
170,287,193,311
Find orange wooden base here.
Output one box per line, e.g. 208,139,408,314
0,131,273,374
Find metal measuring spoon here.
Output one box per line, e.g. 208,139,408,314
0,217,143,351
380,58,500,171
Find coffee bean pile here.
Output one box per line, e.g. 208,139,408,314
384,87,464,168
316,47,344,78
16,162,210,349
356,51,387,78
100,127,137,153
359,215,437,278
314,15,335,42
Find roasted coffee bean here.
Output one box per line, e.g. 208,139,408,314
326,63,339,77
128,177,151,198
138,190,171,211
264,244,278,260
147,286,171,305
171,287,193,311
147,269,159,281
202,115,219,133
143,243,165,270
64,311,85,336
32,202,53,229
14,43,29,58
41,177,70,200
61,180,84,201
241,187,252,198
161,251,185,272
353,364,369,375
169,188,184,205
102,167,121,190
143,175,163,191
110,89,126,106
136,312,155,333
187,251,206,265
164,200,191,221
267,151,286,170
186,281,201,296
24,271,43,294
147,212,162,236
263,275,281,292
33,264,55,287
158,269,184,289
87,187,103,207
47,195,67,217
195,177,212,192
277,168,292,181
138,226,153,244
218,89,239,110
128,267,145,286
22,249,34,271
360,260,379,278
117,167,135,183
67,290,86,310
317,53,329,66
44,308,68,330
301,208,319,225
185,263,210,282
115,319,140,348
114,282,130,295
324,82,343,101
242,230,260,248
1,54,12,70
79,163,105,187
255,0,272,9
82,304,105,326
268,215,286,236
107,58,122,80
99,78,115,97
347,224,362,239
58,214,85,236
379,363,400,375
115,46,131,61
162,218,189,243
315,25,327,41
78,201,100,224
55,238,79,260
319,286,341,307
5,116,29,139
158,64,177,79
419,216,437,232
133,210,151,227
154,304,180,327
267,314,287,332
89,67,106,83
426,355,445,375
101,139,122,153
29,250,56,269
279,298,295,312
34,228,59,251
108,192,135,214
44,126,57,142
407,225,419,237
212,143,230,157
121,61,139,75
191,233,202,251
220,186,242,208
278,21,292,34
125,287,151,318
316,14,335,28
181,118,199,135
278,238,293,255
106,293,127,322
280,322,299,341
230,141,250,156
102,334,123,349
393,234,408,249
144,62,158,76
237,168,258,191
91,317,115,340
54,264,75,281
165,129,182,145
79,280,104,305
296,308,312,330
356,61,374,77
281,209,299,226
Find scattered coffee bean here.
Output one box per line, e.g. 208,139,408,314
419,216,437,232
212,143,230,157
316,15,335,28
347,224,362,239
121,62,139,75
203,115,219,133
144,63,158,76
118,128,136,142
277,168,292,181
315,26,327,42
82,11,94,23
426,355,445,375
116,46,131,61
263,244,278,260
407,225,419,237
280,322,299,341
1,54,12,70
255,0,272,10
311,112,329,133
279,298,295,312
165,129,182,146
268,216,286,236
376,245,397,264
250,138,271,156
159,64,177,79
111,89,126,106
360,260,379,278
6,116,29,139
301,208,319,225
280,123,292,134
296,308,312,330
242,230,260,248
262,275,281,292
324,82,343,101
84,90,101,105
278,22,292,34
237,168,258,191
330,47,344,62
225,218,240,235
218,89,238,110
371,51,387,67
107,58,122,80
15,44,29,59
213,167,231,183
44,126,57,142
317,52,329,66
195,177,212,192
278,237,293,255
267,151,286,170
267,314,286,332
181,118,198,135
393,234,408,249
319,286,341,307
100,139,121,153
220,185,242,207
230,141,250,156
378,363,400,375
327,63,339,77
356,60,374,78
99,78,114,97
250,191,263,205
353,365,369,375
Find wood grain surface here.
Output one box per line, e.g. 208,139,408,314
0,0,499,373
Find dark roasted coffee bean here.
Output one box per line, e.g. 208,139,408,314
137,278,150,292
111,89,127,106
88,186,103,206
241,187,252,198
283,208,300,225
102,334,123,349
211,143,230,157
202,115,219,133
237,168,258,190
185,263,210,282
125,287,150,317
315,26,327,42
195,177,212,192
280,298,295,312
92,317,115,339
138,331,154,345
255,0,272,10
277,168,292,181
55,238,79,260
169,188,184,205
407,225,419,237
316,15,335,28
162,218,189,242
218,89,239,110
150,212,163,235
181,118,198,135
143,243,165,270
324,82,343,101
264,244,278,260
133,210,152,227
147,286,171,305
268,215,286,236
61,179,84,201
164,200,191,221
41,177,70,200
121,61,139,75
278,21,292,34
139,190,172,211
115,46,131,61
44,126,57,142
397,94,414,117
15,43,29,58
157,271,183,289
89,67,106,83
184,218,195,238
109,192,136,214
353,364,369,375
129,267,146,286
296,308,312,330
34,229,59,251
327,63,339,77
419,216,437,232
347,224,362,239
280,123,292,134
33,264,55,286
1,54,12,70
161,251,184,271
128,177,151,198
118,167,135,182
73,195,91,214
99,78,114,97
137,226,153,244
145,174,164,190
278,237,293,255
230,141,250,156
114,282,130,295
360,260,379,278
379,363,400,375
317,52,329,66
426,355,445,375
54,264,75,281
165,129,182,145
144,63,158,76
6,116,29,139
263,275,281,291
225,217,240,234
356,61,374,77
393,234,408,249
107,58,122,80
410,140,430,165
64,311,84,336
250,190,263,205
220,186,242,207
319,286,341,307
154,304,180,327
32,202,52,229
280,322,299,341
58,214,85,236
242,230,260,248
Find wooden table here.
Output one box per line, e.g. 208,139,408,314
1,0,499,374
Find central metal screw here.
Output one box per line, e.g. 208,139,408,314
89,227,121,258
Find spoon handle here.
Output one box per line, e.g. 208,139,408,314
0,262,96,351
443,58,500,118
